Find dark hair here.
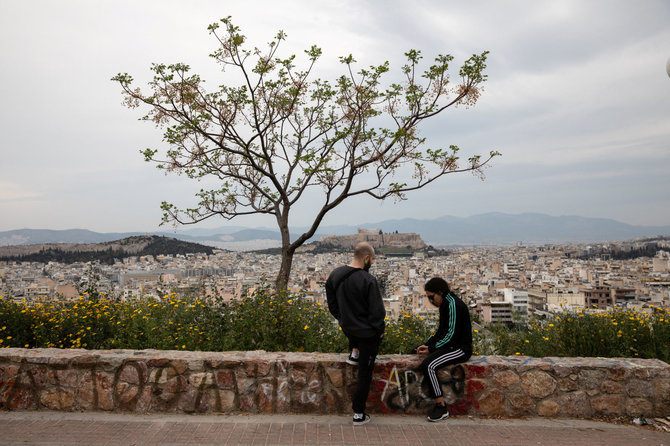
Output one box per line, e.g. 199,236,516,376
424,277,451,297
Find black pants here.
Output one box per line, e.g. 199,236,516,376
346,334,381,413
419,347,471,399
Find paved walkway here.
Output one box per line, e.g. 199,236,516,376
0,411,667,445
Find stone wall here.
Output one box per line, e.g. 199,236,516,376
1,348,668,418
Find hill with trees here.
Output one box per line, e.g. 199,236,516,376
0,236,215,265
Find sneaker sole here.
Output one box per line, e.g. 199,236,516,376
346,359,358,365
427,412,449,422
353,418,371,426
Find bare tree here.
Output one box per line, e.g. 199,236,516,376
112,17,499,290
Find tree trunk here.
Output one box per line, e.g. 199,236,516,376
275,214,294,291
276,246,294,291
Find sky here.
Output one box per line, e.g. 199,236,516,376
1,0,669,234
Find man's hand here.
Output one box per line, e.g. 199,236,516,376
416,345,429,355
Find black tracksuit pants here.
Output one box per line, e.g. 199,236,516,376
347,334,381,414
419,347,471,399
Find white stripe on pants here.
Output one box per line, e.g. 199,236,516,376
422,348,467,399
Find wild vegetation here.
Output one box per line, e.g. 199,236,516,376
1,290,667,361
0,236,214,265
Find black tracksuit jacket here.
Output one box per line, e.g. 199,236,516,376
424,293,473,354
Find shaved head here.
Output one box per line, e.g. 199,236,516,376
354,242,375,260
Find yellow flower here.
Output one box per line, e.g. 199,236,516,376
304,325,309,330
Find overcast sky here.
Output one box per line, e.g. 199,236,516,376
1,0,669,234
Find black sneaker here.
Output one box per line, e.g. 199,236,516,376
346,353,359,365
353,414,371,425
427,403,449,422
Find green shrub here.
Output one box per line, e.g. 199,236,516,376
380,312,434,354
218,288,347,353
1,292,667,362
477,307,669,361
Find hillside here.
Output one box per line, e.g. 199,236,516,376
0,236,215,264
2,213,670,249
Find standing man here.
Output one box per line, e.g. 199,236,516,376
326,241,385,425
415,277,472,422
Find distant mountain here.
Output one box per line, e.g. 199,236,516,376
0,235,215,264
1,213,669,249
0,229,144,246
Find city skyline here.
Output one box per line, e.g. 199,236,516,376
1,1,669,233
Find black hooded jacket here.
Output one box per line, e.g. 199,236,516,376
325,265,385,338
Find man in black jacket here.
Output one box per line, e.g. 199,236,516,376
416,277,472,422
326,242,385,425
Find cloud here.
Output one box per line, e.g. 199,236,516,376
0,182,40,202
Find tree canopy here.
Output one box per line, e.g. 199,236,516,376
113,17,499,289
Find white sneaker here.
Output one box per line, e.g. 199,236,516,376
353,414,370,425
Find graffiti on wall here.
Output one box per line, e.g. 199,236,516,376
0,357,352,413
374,363,481,414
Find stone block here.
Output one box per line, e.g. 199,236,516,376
577,369,605,390
558,377,579,392
55,369,79,388
3,385,37,410
190,372,216,388
326,369,344,388
26,365,50,387
591,394,622,415
493,370,519,388
114,381,140,406
509,393,535,415
258,380,275,413
607,366,630,381
477,389,505,416
70,355,99,366
176,387,198,412
276,377,290,412
235,376,256,394
245,359,271,377
96,373,114,411
466,378,486,396
600,380,623,394
289,369,308,386
164,375,188,393
557,391,591,417
146,358,171,368
117,361,147,385
520,370,556,398
238,393,255,412
465,364,491,378
1,365,20,380
219,389,236,412
654,379,670,416
292,389,320,413
40,389,75,411
551,365,574,378
308,373,322,393
216,369,236,389
626,379,653,398
625,397,653,416
537,399,559,416
135,385,152,412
